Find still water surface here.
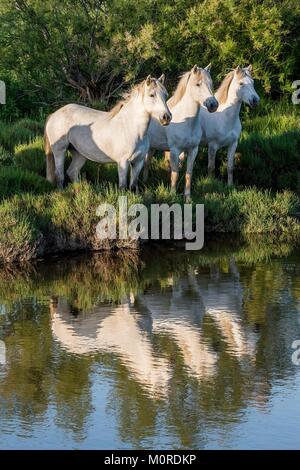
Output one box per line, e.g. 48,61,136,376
0,238,300,449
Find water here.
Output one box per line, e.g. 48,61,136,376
0,237,300,449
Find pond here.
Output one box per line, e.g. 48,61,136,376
0,237,300,449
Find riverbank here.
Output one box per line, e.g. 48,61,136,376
0,100,300,264
0,178,299,264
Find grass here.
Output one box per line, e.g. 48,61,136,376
216,100,300,190
0,98,299,263
0,179,299,264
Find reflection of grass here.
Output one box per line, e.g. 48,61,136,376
0,251,142,310
0,236,298,310
0,100,300,263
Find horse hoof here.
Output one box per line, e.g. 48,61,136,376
130,185,139,194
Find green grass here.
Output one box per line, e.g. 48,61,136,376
0,166,53,199
224,100,300,190
0,179,299,264
0,118,43,153
14,136,46,176
0,99,299,263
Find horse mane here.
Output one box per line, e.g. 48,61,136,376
215,68,248,104
109,81,145,118
215,71,234,104
168,71,191,107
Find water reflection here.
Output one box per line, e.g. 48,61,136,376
51,298,171,398
0,237,300,449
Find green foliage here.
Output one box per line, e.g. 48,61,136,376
0,166,53,199
0,119,43,151
0,199,40,263
0,146,11,166
0,0,300,119
235,101,300,190
15,137,45,177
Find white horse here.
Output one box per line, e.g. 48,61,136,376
143,65,218,200
200,65,260,185
44,75,171,190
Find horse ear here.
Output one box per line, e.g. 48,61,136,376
235,65,242,75
192,64,198,74
205,63,212,73
158,74,165,85
146,75,152,86
247,64,253,74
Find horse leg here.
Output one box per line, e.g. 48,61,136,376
52,149,66,189
67,150,87,183
179,152,185,169
169,148,180,192
130,156,145,193
163,150,171,174
118,159,130,190
208,144,217,177
185,146,198,202
164,150,170,164
227,140,238,186
143,149,154,183
165,151,184,170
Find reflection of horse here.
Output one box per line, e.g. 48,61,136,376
50,297,171,398
50,259,257,399
138,259,256,362
137,281,218,379
189,260,257,357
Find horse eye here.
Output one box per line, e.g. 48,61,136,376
150,93,155,97
240,82,244,86
196,83,201,87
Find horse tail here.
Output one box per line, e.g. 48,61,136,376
44,116,56,183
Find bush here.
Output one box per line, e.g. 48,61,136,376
0,0,300,120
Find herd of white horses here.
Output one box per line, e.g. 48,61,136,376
44,64,259,200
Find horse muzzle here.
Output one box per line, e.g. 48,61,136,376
159,112,172,126
249,96,260,108
204,97,219,113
